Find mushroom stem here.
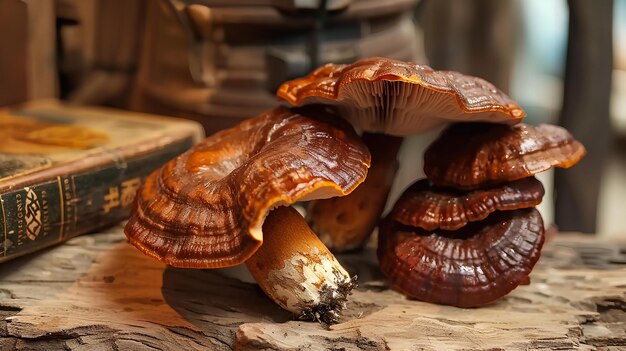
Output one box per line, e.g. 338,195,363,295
245,206,356,323
308,133,403,252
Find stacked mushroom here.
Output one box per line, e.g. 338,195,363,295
278,57,524,252
125,57,588,320
279,57,587,307
125,107,371,323
379,122,586,307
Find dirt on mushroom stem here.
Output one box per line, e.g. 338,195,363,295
245,206,356,324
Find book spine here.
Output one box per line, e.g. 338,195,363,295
0,138,194,263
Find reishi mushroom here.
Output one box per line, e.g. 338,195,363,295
124,107,370,322
278,57,524,135
278,57,524,252
378,121,586,307
307,133,403,252
390,177,545,231
378,209,545,307
424,122,587,190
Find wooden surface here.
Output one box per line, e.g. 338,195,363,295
0,225,624,350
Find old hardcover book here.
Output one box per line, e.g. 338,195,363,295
0,100,204,263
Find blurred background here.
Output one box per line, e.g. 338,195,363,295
0,0,624,237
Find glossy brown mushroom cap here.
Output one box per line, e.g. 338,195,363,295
424,123,586,190
124,107,371,269
378,208,545,308
391,177,545,231
277,57,524,136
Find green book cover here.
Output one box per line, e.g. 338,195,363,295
0,100,204,262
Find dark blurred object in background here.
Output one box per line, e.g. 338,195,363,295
419,0,618,234
130,0,425,133
56,0,146,107
419,0,518,93
0,0,57,106
555,0,614,233
0,0,623,235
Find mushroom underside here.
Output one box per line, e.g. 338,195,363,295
296,80,522,136
278,58,525,136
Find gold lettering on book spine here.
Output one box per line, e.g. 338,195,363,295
121,178,141,207
103,186,121,214
61,177,74,236
57,176,65,240
1,195,6,256
71,175,78,231
24,187,42,240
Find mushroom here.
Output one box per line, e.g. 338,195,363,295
378,208,545,307
391,177,545,231
424,122,587,190
378,121,585,307
278,57,524,252
278,57,524,135
307,133,403,251
124,107,370,323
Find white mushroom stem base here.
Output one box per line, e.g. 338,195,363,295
245,206,356,323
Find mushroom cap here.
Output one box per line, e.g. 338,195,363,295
124,107,371,268
391,177,545,231
377,208,545,307
424,123,586,190
277,57,524,136
307,133,403,252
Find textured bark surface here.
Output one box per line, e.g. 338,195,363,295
0,225,624,350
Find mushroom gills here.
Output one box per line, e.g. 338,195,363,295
277,57,525,136
246,206,356,323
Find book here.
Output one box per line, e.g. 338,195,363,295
0,100,204,263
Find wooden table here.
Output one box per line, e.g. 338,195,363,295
0,225,624,350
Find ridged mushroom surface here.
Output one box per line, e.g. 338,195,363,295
125,107,370,268
278,57,524,135
424,123,586,190
307,133,403,252
391,177,545,231
378,208,545,308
